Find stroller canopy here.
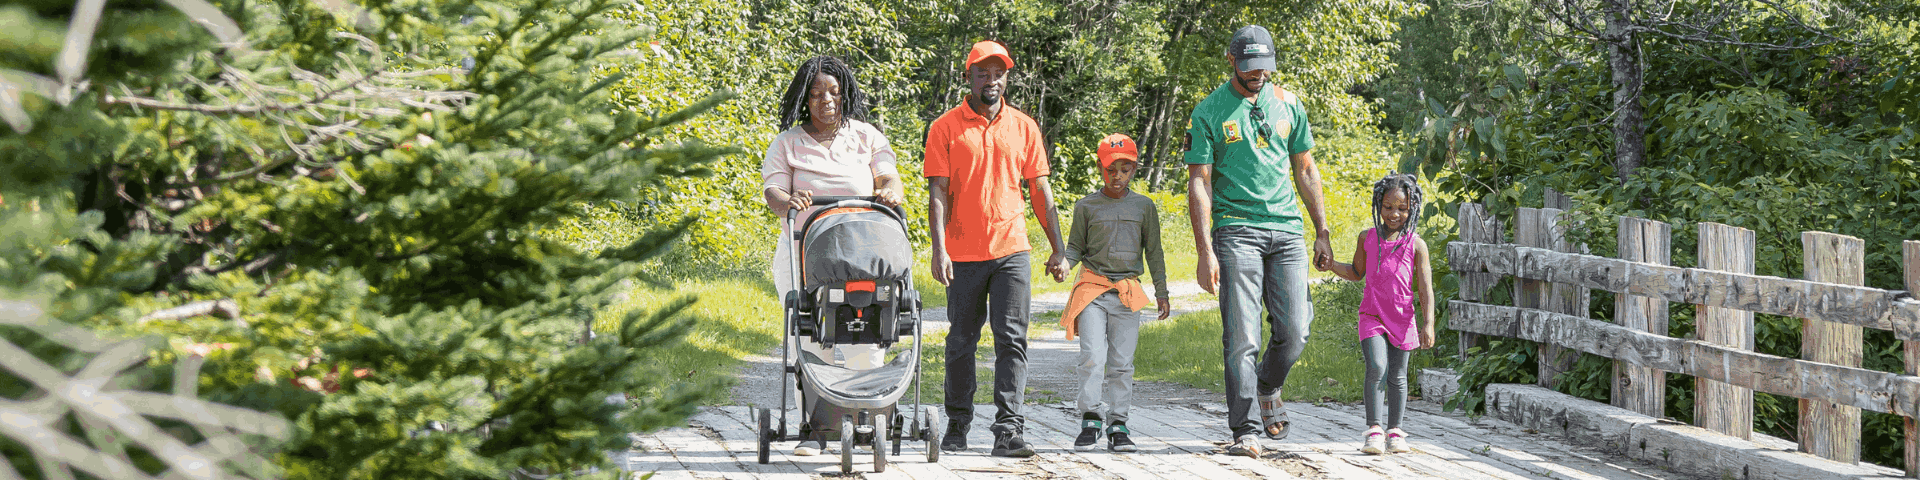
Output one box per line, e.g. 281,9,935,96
803,209,911,289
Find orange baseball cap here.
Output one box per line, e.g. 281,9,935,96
966,40,1015,69
1097,133,1138,169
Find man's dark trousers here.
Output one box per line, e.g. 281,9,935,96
943,252,1031,431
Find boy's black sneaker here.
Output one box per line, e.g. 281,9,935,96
940,421,969,452
1074,418,1104,451
991,424,1036,457
1108,423,1138,452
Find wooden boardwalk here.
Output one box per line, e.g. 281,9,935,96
617,401,1688,479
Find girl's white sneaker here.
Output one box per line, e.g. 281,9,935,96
1387,428,1411,453
1361,426,1386,455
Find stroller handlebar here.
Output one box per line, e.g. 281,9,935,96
786,196,907,222
807,195,878,206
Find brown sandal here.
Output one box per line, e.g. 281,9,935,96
1259,390,1289,440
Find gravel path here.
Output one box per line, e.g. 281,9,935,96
727,282,1222,410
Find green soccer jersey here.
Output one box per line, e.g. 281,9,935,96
1182,82,1314,234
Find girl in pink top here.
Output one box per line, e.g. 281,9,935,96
1320,173,1434,455
759,55,904,457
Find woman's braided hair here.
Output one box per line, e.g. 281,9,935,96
778,55,873,130
1371,172,1424,237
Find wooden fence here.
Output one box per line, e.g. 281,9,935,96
1446,196,1920,474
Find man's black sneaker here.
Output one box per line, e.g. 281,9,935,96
1074,418,1103,451
991,425,1036,457
940,421,969,451
1108,423,1138,452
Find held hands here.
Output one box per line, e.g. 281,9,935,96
1312,234,1334,272
1156,297,1171,321
1045,252,1068,283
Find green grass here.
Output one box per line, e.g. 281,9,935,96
1133,280,1448,403
595,276,784,405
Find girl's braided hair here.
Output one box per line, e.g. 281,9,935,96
778,55,873,130
1371,172,1424,237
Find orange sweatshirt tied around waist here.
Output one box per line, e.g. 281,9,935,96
1060,267,1151,340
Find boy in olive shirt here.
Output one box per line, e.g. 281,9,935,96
1049,133,1171,452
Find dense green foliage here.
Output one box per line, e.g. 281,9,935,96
1396,0,1920,468
3,0,735,477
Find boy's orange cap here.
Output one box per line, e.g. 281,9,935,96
966,40,1015,69
1097,133,1138,170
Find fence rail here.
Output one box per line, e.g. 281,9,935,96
1447,242,1920,338
1446,197,1920,472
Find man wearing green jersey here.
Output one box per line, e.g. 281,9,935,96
1183,24,1335,458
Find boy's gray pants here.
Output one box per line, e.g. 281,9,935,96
1076,291,1141,423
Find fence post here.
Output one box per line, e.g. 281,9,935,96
1613,216,1669,417
1456,203,1505,360
1696,222,1755,439
1801,231,1864,463
1518,206,1585,389
1904,240,1920,478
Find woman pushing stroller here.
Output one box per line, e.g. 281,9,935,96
760,55,904,456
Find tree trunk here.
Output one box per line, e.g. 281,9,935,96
1605,0,1645,182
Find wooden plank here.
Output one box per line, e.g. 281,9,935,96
1139,404,1384,480
1388,402,1687,480
1081,407,1258,479
938,407,1040,479
1904,240,1920,478
1801,231,1865,463
699,408,812,480
1246,405,1442,479
1546,207,1591,387
1289,402,1644,480
1696,222,1755,440
1613,216,1669,417
1002,405,1126,479
1517,208,1578,390
1449,299,1920,417
652,424,759,480
1456,203,1506,360
626,431,700,480
1018,404,1170,479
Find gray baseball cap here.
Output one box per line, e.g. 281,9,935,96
1226,25,1276,72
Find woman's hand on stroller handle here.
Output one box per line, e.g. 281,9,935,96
785,189,814,215
873,187,904,207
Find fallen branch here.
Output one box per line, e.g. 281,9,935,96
139,299,243,326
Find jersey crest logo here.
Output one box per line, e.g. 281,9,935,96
1222,120,1243,144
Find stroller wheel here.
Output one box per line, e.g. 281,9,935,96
921,405,941,440
755,408,771,465
873,414,888,473
839,417,856,474
925,416,942,463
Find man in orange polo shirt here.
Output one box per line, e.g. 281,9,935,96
924,39,1066,458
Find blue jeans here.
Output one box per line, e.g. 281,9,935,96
1213,225,1314,439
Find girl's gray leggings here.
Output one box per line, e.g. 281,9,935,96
1362,335,1410,429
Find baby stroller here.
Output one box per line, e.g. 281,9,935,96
754,196,939,473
